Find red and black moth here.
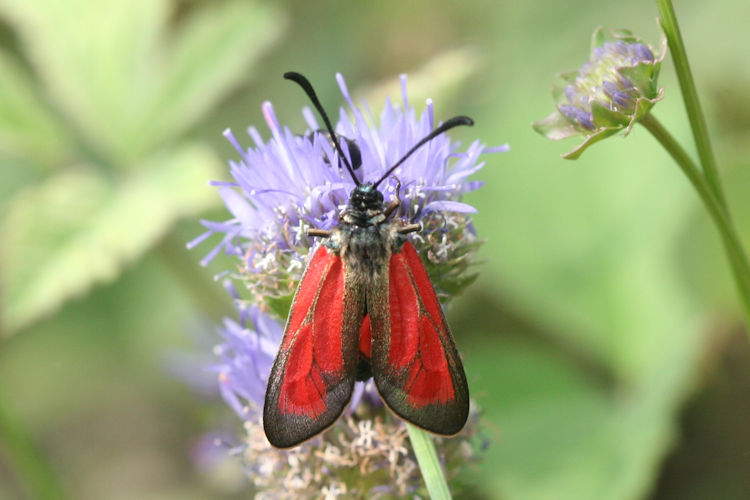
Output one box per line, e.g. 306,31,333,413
264,72,471,448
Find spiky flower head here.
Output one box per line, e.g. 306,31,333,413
189,73,506,309
533,27,666,159
212,290,484,498
194,72,503,497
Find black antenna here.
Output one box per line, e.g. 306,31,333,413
373,116,474,188
283,72,360,186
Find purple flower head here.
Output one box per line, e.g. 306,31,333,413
533,27,666,159
190,73,507,304
212,305,281,420
212,281,373,423
558,39,659,131
193,74,497,496
208,286,487,497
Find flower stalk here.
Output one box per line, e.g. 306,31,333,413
534,15,750,337
407,423,452,500
640,116,750,335
651,0,750,336
655,0,725,209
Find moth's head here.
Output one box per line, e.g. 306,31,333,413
349,183,384,212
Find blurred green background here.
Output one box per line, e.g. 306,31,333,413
1,0,749,498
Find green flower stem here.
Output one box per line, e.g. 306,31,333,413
640,113,750,333
656,0,726,211
407,423,452,499
0,387,69,500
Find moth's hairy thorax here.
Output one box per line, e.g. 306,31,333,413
337,223,393,278
323,184,404,279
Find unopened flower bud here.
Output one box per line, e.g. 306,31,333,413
533,27,666,159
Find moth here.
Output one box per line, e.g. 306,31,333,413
264,72,470,448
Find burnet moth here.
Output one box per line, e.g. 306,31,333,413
264,72,471,448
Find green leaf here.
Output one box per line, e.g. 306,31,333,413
532,111,581,141
0,0,169,164
0,0,284,164
0,50,70,168
560,126,620,159
590,26,606,50
131,1,285,160
618,64,659,99
0,144,222,334
610,28,638,44
266,294,294,320
558,70,580,85
591,101,629,129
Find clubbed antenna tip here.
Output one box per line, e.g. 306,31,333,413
283,72,360,185
374,115,474,187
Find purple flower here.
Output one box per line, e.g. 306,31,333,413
207,294,442,497
192,73,498,496
212,305,485,498
189,73,506,304
211,281,372,424
557,40,658,131
533,28,666,159
212,304,281,420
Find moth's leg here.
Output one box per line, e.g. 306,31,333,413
397,223,420,235
383,178,403,219
307,228,332,238
383,199,400,219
